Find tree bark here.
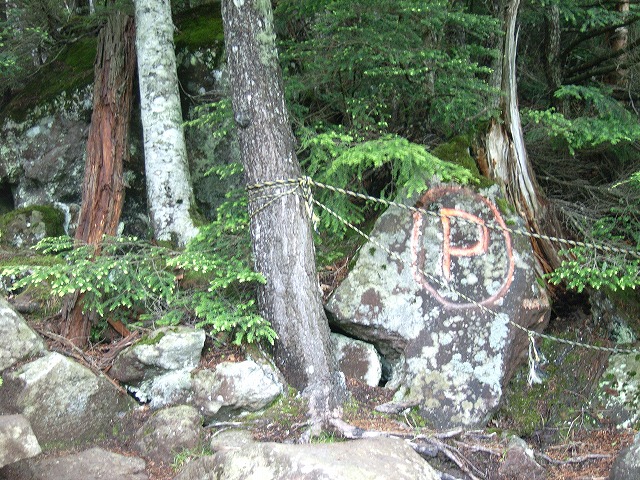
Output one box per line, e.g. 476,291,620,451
605,0,630,86
62,13,136,347
221,0,346,423
134,0,198,247
544,3,562,108
476,0,563,275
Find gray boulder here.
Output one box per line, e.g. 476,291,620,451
177,436,440,480
331,333,382,387
110,327,205,407
610,432,640,480
0,415,41,468
134,405,203,464
0,88,91,211
595,353,640,429
0,447,147,480
0,297,45,371
0,352,134,447
327,183,550,428
192,360,283,421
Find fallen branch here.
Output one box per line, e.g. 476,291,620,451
535,451,612,465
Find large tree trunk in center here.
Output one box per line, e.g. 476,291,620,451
476,0,563,275
62,13,136,347
221,0,345,423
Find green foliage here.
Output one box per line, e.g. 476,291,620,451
546,183,640,292
0,170,276,346
276,0,499,138
302,129,478,234
174,4,224,50
546,246,639,292
523,86,640,155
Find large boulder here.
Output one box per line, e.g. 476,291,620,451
594,353,640,429
0,88,91,211
176,436,440,480
0,352,134,447
0,297,46,371
192,360,283,421
0,415,41,469
0,447,147,480
110,327,205,407
327,183,550,428
610,432,640,480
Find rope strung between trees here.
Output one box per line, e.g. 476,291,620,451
247,176,640,259
246,176,640,373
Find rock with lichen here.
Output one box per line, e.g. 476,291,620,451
327,180,550,428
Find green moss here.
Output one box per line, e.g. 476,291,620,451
137,331,166,346
432,135,494,188
0,205,65,240
0,254,63,268
494,331,605,440
174,4,224,50
4,37,97,121
495,198,516,217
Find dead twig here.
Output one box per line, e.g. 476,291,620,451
535,451,612,465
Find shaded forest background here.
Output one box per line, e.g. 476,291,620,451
1,0,639,350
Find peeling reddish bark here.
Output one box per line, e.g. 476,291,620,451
62,13,136,347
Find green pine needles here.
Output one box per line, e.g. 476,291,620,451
1,185,276,346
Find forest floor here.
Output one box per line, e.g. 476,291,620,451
39,331,633,480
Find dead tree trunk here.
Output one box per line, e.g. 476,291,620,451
476,0,564,275
62,12,136,347
221,0,346,426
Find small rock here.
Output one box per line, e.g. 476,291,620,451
331,333,382,387
210,436,440,479
111,327,206,385
192,360,283,421
134,405,203,464
595,353,640,429
210,429,255,452
173,456,217,480
0,415,41,468
0,352,134,446
498,440,545,480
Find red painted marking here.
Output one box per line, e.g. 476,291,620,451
411,187,515,309
440,208,489,281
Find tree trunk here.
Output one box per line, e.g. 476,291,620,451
134,0,198,247
605,0,630,86
476,0,563,275
62,12,136,347
221,0,346,424
544,3,562,109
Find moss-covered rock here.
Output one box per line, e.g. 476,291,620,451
432,135,494,188
2,38,97,121
0,205,65,248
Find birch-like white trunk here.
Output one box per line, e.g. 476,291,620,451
134,0,197,247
